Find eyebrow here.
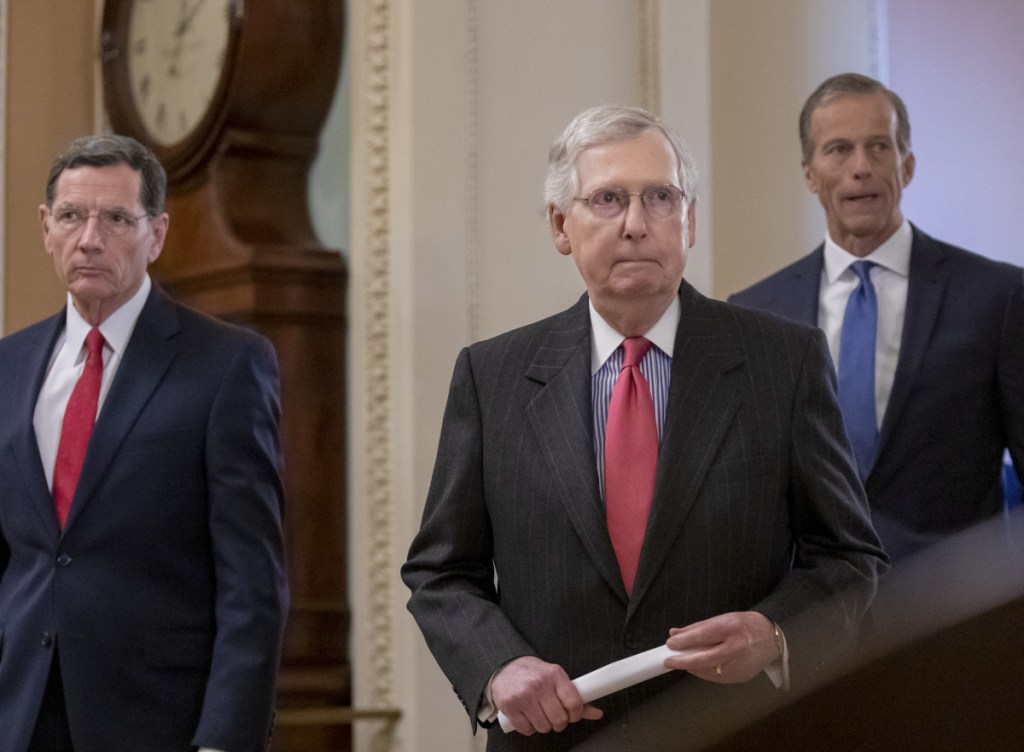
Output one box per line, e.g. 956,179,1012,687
54,202,134,213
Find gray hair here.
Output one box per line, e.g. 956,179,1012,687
45,134,167,216
545,104,698,215
799,73,912,165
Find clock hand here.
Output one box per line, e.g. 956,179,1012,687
177,0,209,38
163,0,188,77
167,0,210,78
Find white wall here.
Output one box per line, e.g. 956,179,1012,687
888,0,1024,266
708,0,884,296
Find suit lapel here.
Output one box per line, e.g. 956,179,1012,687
63,287,181,531
631,285,745,605
874,228,949,473
525,296,629,600
8,313,67,536
767,248,823,326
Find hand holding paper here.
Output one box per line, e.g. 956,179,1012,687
498,645,680,733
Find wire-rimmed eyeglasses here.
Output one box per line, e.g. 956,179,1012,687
49,205,151,238
573,184,685,219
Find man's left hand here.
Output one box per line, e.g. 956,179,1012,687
663,611,778,683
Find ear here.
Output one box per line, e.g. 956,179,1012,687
549,206,573,256
802,162,820,194
901,151,916,188
147,213,170,263
39,204,55,256
685,199,697,249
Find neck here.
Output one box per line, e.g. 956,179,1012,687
71,299,112,327
833,217,904,258
593,293,674,338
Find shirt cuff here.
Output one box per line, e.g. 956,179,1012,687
762,621,790,691
478,670,500,723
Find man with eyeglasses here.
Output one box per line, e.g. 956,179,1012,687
403,105,887,751
0,135,287,751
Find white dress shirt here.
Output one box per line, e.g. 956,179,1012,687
819,221,912,430
33,275,152,491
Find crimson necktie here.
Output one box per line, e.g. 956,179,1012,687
604,337,657,594
53,328,105,527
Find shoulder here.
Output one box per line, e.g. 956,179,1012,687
0,311,62,351
709,293,823,347
462,295,588,364
729,249,822,306
913,226,1023,286
174,302,269,347
146,286,275,359
681,284,827,372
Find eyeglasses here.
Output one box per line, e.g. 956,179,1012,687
573,184,685,219
50,205,151,237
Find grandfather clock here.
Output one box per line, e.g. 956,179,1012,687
100,1,350,749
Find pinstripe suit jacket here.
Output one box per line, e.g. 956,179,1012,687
730,226,1024,559
403,281,887,751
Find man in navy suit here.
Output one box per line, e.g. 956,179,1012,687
731,73,1024,560
0,135,288,751
403,105,887,751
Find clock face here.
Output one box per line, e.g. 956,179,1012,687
127,0,235,147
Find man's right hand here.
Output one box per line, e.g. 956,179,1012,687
491,655,604,735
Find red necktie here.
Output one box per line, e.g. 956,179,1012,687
604,336,657,594
53,328,105,527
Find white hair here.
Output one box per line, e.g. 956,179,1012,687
544,104,698,215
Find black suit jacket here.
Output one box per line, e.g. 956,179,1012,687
0,285,288,751
730,226,1024,559
403,282,887,751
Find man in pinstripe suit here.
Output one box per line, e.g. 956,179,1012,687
403,105,887,751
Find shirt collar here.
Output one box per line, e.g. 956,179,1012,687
589,295,680,374
823,220,912,283
64,274,152,360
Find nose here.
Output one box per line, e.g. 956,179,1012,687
621,194,648,239
77,214,104,249
850,145,873,178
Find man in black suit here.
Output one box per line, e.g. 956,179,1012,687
403,105,887,750
730,73,1024,560
0,135,288,751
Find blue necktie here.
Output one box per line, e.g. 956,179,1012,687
838,261,878,480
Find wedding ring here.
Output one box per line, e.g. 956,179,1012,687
715,664,722,676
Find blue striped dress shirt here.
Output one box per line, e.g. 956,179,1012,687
590,299,678,498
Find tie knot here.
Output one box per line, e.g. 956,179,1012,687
85,328,105,357
849,260,875,286
621,337,652,368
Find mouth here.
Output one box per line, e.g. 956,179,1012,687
613,259,659,268
844,192,880,204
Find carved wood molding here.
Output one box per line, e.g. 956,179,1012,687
360,2,396,747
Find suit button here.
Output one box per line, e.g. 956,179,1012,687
41,632,54,648
57,554,72,567
624,634,640,650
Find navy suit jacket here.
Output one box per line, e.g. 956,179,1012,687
730,226,1024,559
403,282,887,751
0,285,288,752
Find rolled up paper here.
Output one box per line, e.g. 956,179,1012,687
498,644,680,733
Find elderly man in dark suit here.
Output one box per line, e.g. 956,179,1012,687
0,135,288,751
730,73,1024,561
403,105,888,751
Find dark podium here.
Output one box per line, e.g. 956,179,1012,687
574,509,1024,751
